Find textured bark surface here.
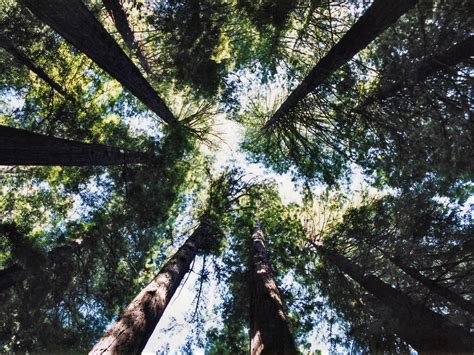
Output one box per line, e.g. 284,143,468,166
18,0,177,125
387,253,474,315
263,0,417,130
89,228,205,355
103,0,151,74
0,125,150,166
360,35,474,108
0,34,69,98
317,245,473,353
249,225,297,355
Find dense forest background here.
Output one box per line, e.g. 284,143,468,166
0,0,472,353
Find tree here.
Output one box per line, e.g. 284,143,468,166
18,0,178,125
262,0,417,130
0,125,152,166
249,224,297,354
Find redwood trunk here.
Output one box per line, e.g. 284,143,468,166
102,0,151,74
387,254,474,315
18,0,177,125
263,0,417,130
360,35,474,108
249,225,297,355
89,227,205,354
0,34,68,98
317,245,473,353
0,125,150,166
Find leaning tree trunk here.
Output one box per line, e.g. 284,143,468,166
89,227,205,354
262,0,417,130
359,35,474,109
249,225,298,355
18,0,177,126
0,125,150,166
386,253,474,315
316,244,473,353
0,34,69,98
102,0,151,74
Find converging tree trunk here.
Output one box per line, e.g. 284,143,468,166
359,35,474,108
18,0,177,125
316,244,473,353
263,0,417,130
249,225,298,355
0,125,150,166
102,0,151,74
89,226,206,354
385,252,474,315
0,34,69,98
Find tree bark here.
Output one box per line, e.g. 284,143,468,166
249,225,298,355
316,244,473,353
89,226,206,354
102,0,151,74
359,35,474,108
387,253,474,315
0,125,150,166
0,264,27,291
0,34,69,98
18,0,177,126
262,0,417,131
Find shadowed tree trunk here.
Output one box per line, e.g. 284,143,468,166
0,125,151,166
316,244,473,353
102,0,151,74
263,0,417,130
0,264,27,291
18,0,177,126
249,225,297,355
385,252,474,315
89,226,206,354
0,34,69,98
359,35,474,109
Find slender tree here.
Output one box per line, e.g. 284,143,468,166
102,0,151,74
359,35,474,109
315,244,473,353
0,125,151,166
18,0,177,125
249,224,297,355
89,224,207,354
0,34,69,98
262,0,417,130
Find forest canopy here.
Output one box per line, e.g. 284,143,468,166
0,0,473,353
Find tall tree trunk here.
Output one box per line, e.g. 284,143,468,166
249,225,297,355
359,35,474,108
0,34,69,98
0,264,27,291
262,0,417,131
102,0,151,74
89,226,206,354
0,125,150,166
386,252,474,315
316,244,473,353
18,0,177,126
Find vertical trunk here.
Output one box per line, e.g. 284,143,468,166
0,264,27,291
387,253,474,315
89,227,205,354
0,34,69,98
263,0,417,130
18,0,177,126
102,0,151,74
360,35,474,108
0,125,150,166
249,225,297,355
316,244,473,353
